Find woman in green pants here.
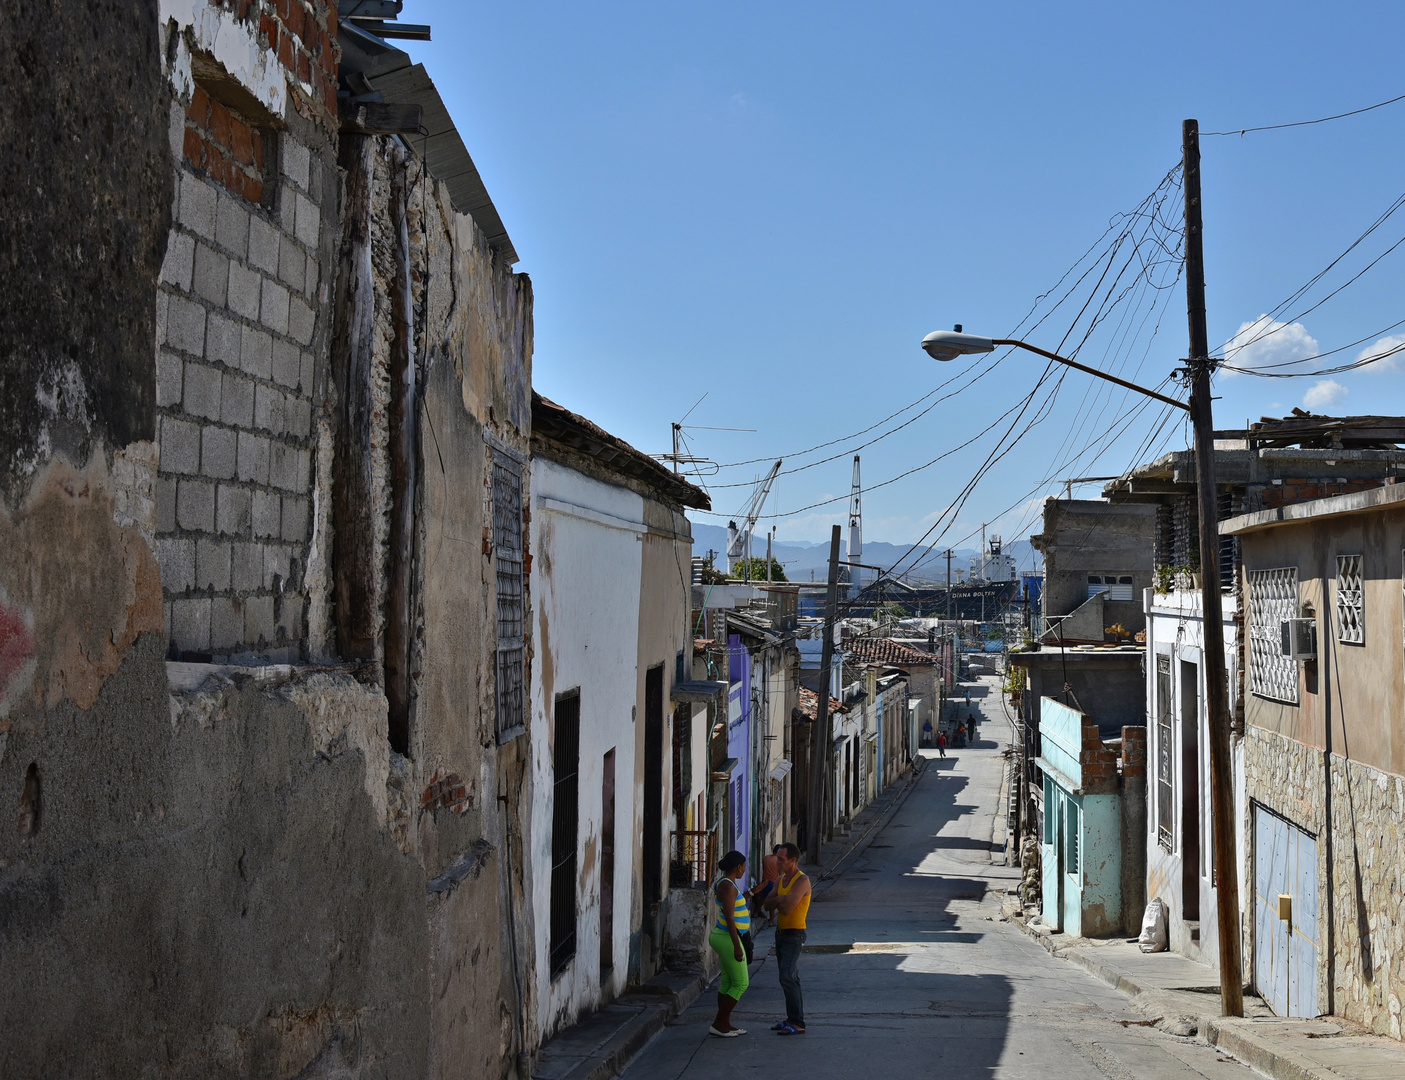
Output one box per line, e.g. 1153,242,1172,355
709,850,751,1037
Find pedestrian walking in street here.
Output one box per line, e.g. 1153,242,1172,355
763,842,812,1036
937,730,947,758
964,689,970,708
709,851,751,1037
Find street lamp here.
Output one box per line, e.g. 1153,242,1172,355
921,150,1247,1020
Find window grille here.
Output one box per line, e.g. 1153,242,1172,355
493,460,525,736
1248,567,1299,704
1336,554,1364,645
1156,654,1174,852
549,693,581,977
1065,800,1080,877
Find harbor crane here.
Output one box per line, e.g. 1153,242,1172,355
725,459,782,576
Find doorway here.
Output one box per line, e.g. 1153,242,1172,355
1180,660,1200,921
642,665,665,959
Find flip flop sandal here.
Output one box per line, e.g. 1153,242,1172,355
770,1021,789,1031
776,1023,806,1035
709,1025,742,1038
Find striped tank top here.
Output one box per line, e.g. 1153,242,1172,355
714,878,750,933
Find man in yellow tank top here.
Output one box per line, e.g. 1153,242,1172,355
762,842,811,1035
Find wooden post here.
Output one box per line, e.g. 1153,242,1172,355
1183,117,1244,1016
806,525,842,864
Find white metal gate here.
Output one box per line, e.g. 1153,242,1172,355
1253,805,1319,1017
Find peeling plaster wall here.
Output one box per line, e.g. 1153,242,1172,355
528,456,644,1043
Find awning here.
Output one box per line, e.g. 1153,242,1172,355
674,680,728,704
768,759,793,781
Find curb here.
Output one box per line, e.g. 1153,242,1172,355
1007,915,1350,1080
534,973,706,1080
813,754,928,890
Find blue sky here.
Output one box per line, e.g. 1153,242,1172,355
403,2,1405,560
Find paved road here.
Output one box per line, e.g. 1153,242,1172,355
623,674,1257,1080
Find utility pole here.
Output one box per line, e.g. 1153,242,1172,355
1183,117,1244,1016
945,549,953,621
806,525,842,864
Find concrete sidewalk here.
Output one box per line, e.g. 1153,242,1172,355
530,757,929,1080
1010,912,1405,1080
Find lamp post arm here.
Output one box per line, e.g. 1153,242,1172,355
992,339,1190,412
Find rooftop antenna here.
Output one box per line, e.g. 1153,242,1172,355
656,393,751,477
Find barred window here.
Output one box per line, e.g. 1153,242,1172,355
493,460,525,738
1336,554,1364,645
1248,567,1299,704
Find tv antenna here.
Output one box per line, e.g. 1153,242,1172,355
655,393,752,476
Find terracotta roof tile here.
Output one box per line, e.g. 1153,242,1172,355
844,637,936,666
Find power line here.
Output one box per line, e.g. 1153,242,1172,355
1203,91,1405,137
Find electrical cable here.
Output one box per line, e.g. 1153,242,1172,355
1203,92,1405,137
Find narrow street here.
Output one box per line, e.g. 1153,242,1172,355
622,676,1257,1080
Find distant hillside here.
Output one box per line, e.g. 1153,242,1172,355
688,521,1039,584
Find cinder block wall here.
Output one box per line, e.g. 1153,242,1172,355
154,2,338,661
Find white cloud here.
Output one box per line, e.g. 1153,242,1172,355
1356,334,1405,372
1302,379,1348,411
1223,314,1318,375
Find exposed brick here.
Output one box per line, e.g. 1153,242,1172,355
254,384,285,435
245,594,276,646
271,338,301,389
281,495,309,541
282,139,311,190
156,476,177,533
269,443,308,493
222,372,255,428
288,296,314,346
278,27,295,73
241,325,273,380
171,598,212,652
237,432,271,484
296,50,311,86
227,261,262,321
261,277,290,334
201,425,238,480
206,311,242,368
210,597,244,650
177,479,216,532
156,537,195,592
294,191,320,247
209,99,233,150
249,215,280,274
231,542,263,591
160,231,195,290
264,543,291,588
165,295,207,355
278,235,305,292
230,117,255,167
196,538,232,591
192,243,229,306
276,594,304,641
253,490,282,539
183,361,223,421
179,172,217,239
216,484,253,536
161,416,202,475
285,395,311,438
215,194,250,258
187,84,211,127
156,351,183,408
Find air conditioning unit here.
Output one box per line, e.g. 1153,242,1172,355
1280,618,1317,662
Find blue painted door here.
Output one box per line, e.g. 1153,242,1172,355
1253,806,1319,1017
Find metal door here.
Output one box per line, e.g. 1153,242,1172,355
1253,805,1319,1017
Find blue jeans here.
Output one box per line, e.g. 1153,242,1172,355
776,928,806,1026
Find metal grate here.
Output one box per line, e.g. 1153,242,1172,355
1156,653,1174,852
550,693,581,977
1249,567,1299,704
493,460,524,735
1335,554,1364,645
